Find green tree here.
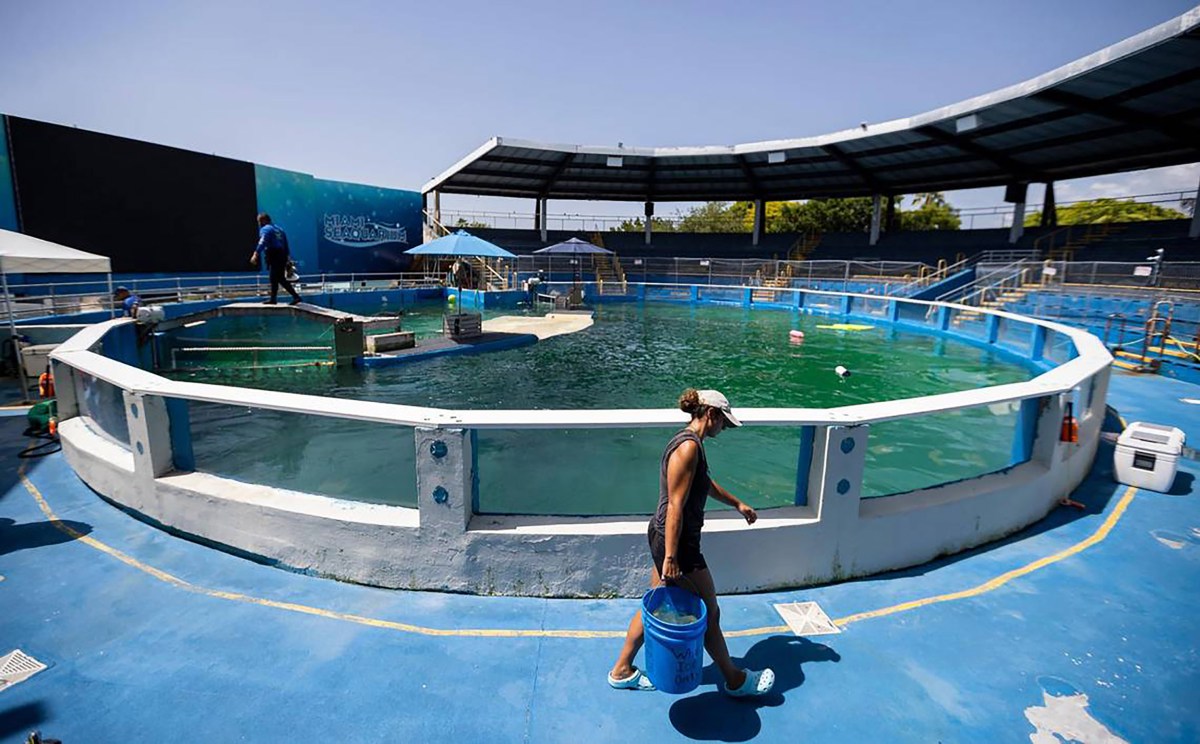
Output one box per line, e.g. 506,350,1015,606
677,201,749,232
611,216,677,232
772,197,877,233
898,194,961,230
1025,198,1186,226
454,217,490,229
610,192,962,234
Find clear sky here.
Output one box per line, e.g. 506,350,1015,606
1,0,1196,227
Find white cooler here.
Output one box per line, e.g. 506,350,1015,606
1113,422,1186,493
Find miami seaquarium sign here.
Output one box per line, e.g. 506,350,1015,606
322,214,408,249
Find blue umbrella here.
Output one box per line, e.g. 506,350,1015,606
534,237,612,283
405,230,516,292
532,237,613,256
405,230,517,259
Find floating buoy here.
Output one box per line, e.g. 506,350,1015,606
835,365,851,380
788,329,805,342
816,323,875,332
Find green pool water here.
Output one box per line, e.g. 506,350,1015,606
166,301,1036,514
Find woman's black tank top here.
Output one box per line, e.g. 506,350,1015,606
651,429,710,540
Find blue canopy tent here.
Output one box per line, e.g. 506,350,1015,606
405,230,516,291
533,238,612,283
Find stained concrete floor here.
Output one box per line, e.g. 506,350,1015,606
0,371,1197,743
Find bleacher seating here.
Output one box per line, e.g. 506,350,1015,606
463,220,1196,264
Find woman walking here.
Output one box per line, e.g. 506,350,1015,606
608,388,775,697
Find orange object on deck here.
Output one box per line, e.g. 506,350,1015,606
1060,402,1079,443
38,370,55,398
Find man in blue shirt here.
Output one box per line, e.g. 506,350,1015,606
113,286,141,317
249,212,302,305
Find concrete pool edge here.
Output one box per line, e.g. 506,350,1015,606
48,287,1112,596
56,406,1099,595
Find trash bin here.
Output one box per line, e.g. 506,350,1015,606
1113,421,1185,493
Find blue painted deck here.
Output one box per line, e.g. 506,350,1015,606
357,330,538,368
1,372,1198,742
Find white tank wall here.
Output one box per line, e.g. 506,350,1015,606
50,298,1112,597
57,369,1107,596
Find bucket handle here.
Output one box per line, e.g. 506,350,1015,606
647,573,702,608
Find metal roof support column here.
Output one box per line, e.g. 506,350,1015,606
538,198,548,242
535,198,545,242
885,195,897,233
644,201,654,246
869,194,882,246
425,190,441,242
1010,200,1027,244
421,192,431,242
1190,172,1200,239
1040,182,1057,228
752,199,765,246
1006,183,1028,244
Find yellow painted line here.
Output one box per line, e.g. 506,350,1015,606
19,461,1136,640
18,465,619,639
832,485,1138,628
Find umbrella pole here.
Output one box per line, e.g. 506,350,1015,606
2,271,31,402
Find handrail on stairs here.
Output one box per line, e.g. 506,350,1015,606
475,257,511,290
422,209,453,238
936,258,1034,305
895,253,978,296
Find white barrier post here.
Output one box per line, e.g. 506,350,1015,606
123,391,174,484
415,426,473,535
50,359,79,419
808,424,869,577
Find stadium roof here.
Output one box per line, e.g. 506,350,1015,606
422,7,1200,202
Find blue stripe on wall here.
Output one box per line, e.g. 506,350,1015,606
0,116,19,231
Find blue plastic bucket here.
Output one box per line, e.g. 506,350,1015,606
641,585,708,694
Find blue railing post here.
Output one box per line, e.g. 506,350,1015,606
1030,326,1047,362
986,314,1000,344
1010,396,1042,466
742,287,752,307
165,398,195,472
690,285,700,303
794,426,816,506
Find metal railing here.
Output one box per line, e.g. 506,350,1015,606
10,258,1200,324
1,271,445,321
432,188,1196,232
936,259,1035,305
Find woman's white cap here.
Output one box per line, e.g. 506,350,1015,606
697,389,742,427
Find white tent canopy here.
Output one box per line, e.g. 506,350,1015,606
0,228,114,398
0,228,112,274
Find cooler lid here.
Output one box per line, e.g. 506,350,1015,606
1116,421,1186,455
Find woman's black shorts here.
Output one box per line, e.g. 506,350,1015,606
647,523,707,576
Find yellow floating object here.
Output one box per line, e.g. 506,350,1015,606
815,323,875,331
